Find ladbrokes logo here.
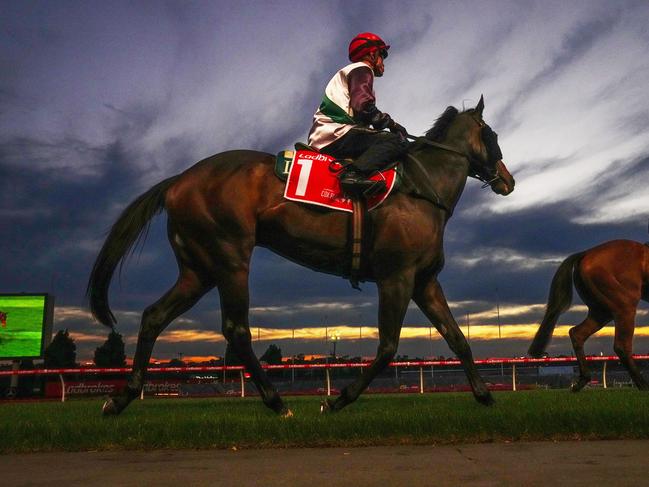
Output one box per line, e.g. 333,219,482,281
299,153,330,162
143,381,180,393
62,380,180,395
67,382,116,394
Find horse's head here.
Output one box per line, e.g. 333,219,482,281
453,96,515,196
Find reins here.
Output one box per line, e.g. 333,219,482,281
406,133,467,158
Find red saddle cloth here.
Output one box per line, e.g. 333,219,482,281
283,150,397,212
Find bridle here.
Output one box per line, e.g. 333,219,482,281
406,113,503,189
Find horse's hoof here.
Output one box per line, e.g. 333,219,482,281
320,398,335,414
476,392,495,406
102,398,120,416
570,378,588,392
281,408,294,419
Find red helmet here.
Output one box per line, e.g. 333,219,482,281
348,32,390,62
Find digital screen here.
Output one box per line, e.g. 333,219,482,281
0,294,54,360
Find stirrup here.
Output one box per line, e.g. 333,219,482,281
339,167,375,196
340,176,386,198
362,180,387,197
340,177,375,193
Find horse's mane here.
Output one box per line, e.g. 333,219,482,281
399,105,463,212
424,106,459,141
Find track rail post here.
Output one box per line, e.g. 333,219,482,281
59,374,66,402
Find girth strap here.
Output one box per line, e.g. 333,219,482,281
349,197,366,290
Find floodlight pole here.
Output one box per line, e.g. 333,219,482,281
429,326,435,380
291,328,295,383
324,315,328,365
497,301,501,339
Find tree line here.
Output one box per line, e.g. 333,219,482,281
38,330,285,368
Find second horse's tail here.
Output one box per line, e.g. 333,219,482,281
86,175,180,327
528,251,585,357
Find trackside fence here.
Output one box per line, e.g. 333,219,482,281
1,355,648,402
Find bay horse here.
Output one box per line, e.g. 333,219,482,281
88,96,515,416
529,239,649,391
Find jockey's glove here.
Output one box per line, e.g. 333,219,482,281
388,120,408,139
358,103,393,131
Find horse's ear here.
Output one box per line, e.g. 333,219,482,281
475,95,484,116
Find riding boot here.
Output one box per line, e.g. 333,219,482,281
339,166,380,196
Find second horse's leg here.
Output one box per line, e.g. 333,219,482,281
613,310,649,391
568,311,607,392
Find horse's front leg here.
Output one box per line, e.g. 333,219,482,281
413,275,494,406
323,271,414,412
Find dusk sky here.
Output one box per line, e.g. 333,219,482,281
2,0,648,362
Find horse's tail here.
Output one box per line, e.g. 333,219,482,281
87,175,180,328
528,251,585,357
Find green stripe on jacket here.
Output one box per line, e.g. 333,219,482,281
318,94,356,125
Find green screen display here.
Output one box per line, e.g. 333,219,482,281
0,294,53,359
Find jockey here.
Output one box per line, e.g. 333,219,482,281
307,32,409,192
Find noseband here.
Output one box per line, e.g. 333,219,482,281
468,115,503,187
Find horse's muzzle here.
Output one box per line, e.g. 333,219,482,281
491,160,515,195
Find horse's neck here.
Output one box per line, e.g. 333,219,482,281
405,144,469,214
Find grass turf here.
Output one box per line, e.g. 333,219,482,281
2,389,648,452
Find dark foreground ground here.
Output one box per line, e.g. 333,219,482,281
3,440,646,487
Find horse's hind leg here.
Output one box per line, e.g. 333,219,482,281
103,267,210,415
613,309,649,390
569,311,608,392
414,276,493,405
218,267,290,416
577,263,647,390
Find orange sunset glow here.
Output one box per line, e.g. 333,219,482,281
104,323,649,345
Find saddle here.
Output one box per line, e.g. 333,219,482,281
275,143,401,199
276,144,402,288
